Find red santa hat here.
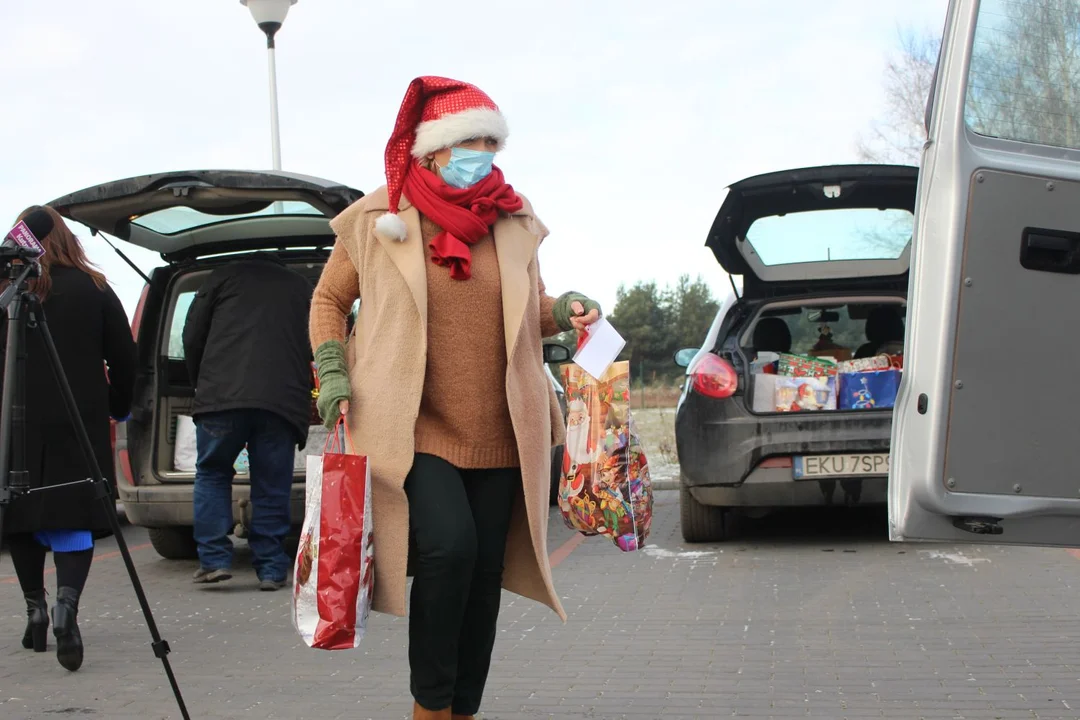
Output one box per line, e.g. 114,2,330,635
376,76,510,241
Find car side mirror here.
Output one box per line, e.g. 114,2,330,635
543,343,571,364
674,348,698,368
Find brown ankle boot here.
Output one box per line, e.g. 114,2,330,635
412,701,451,720
451,715,474,720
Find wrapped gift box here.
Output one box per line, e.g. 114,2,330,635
838,369,901,410
774,376,837,412
777,353,838,378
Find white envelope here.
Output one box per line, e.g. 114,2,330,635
573,318,627,379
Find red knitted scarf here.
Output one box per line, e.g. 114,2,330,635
402,163,523,280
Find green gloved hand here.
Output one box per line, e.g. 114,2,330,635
314,340,351,430
553,291,602,333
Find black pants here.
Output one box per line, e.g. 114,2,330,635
406,454,520,715
6,533,94,594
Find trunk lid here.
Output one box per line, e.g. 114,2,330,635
49,170,363,262
707,164,919,297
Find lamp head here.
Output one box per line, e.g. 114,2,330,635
240,0,298,44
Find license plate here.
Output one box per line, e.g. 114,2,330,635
793,453,890,478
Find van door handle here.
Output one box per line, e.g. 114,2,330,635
1020,228,1080,274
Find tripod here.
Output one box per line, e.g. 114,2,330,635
0,258,190,719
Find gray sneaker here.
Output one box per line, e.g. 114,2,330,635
258,578,287,592
192,567,232,584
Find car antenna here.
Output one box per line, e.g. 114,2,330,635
91,228,152,285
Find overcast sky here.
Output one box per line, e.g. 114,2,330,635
1,0,946,320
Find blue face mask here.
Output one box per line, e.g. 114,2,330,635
438,147,495,189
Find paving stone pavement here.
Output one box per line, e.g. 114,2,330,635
3,491,1080,719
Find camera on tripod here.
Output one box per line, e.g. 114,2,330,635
0,245,45,265
0,246,43,282
2,211,49,265
0,211,50,312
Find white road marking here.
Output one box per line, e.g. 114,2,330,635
918,549,990,567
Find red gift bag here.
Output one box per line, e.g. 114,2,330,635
291,418,374,650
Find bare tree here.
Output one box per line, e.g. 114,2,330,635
856,0,1080,258
856,27,941,165
860,0,1080,164
966,0,1080,150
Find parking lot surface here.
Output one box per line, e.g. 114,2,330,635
3,491,1080,719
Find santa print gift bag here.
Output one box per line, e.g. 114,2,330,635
557,360,654,552
291,418,375,650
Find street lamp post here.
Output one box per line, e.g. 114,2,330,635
240,0,297,171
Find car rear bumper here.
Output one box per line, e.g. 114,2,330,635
116,477,306,528
687,467,887,507
676,392,893,506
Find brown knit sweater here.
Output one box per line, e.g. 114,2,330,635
310,214,561,470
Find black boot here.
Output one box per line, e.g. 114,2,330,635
20,589,48,652
51,587,83,671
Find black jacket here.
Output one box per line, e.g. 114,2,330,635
183,255,313,446
1,266,137,536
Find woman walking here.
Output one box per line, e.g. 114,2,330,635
1,205,137,671
309,76,601,719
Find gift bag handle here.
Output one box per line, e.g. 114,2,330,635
324,416,355,455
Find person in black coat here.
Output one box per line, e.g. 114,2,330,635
0,206,137,672
182,254,313,590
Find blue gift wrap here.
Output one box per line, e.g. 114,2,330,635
838,369,901,410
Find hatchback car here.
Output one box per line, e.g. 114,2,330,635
673,164,917,543
50,170,570,560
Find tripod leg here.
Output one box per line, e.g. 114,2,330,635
29,298,191,720
0,290,30,541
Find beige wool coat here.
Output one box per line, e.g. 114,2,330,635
318,185,568,621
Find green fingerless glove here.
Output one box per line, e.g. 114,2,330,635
314,340,351,430
553,291,602,332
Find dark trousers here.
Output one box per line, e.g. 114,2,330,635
193,409,296,581
6,534,94,594
405,453,520,715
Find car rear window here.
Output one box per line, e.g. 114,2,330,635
133,201,325,235
745,208,913,266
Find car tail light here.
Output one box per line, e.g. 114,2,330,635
690,353,738,399
112,284,147,488
131,284,149,339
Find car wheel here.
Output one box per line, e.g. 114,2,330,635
549,445,564,506
147,526,199,560
679,483,735,543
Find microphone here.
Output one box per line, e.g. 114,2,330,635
2,208,53,261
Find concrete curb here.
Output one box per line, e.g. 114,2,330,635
652,478,681,491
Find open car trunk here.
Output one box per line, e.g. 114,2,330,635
705,164,919,417
736,294,906,416
49,170,363,487
146,255,332,483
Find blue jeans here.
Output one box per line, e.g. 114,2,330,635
193,409,296,581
